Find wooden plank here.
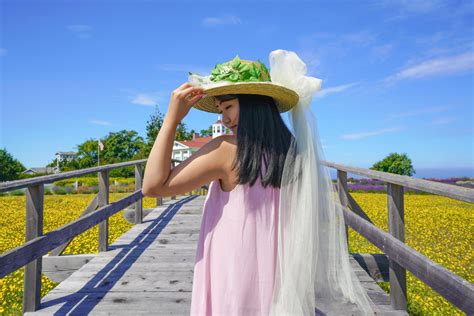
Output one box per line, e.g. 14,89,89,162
50,195,99,256
387,183,407,311
322,160,474,203
352,253,390,282
42,254,98,282
23,184,44,313
122,208,154,224
70,260,194,273
43,270,194,293
98,170,109,252
24,291,192,315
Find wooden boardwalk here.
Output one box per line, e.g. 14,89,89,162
25,195,408,315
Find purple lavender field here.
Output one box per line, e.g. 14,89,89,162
338,177,474,193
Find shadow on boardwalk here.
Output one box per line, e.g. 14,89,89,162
40,195,197,314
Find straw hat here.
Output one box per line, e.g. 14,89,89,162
190,56,299,113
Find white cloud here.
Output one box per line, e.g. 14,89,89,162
386,106,450,120
385,52,474,84
315,82,358,98
67,24,94,39
0,48,7,57
90,119,112,126
432,117,456,125
202,16,241,26
131,93,158,106
340,127,404,140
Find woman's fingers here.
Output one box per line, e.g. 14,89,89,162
179,86,205,99
188,93,206,104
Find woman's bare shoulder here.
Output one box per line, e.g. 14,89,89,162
219,134,237,146
207,135,236,165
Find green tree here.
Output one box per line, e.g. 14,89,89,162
48,130,146,177
200,125,213,137
144,105,165,156
187,128,196,139
74,139,100,170
176,121,190,141
99,130,145,163
371,152,415,176
0,148,26,181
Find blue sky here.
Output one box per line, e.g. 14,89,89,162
1,0,473,178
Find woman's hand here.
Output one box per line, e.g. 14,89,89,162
164,83,206,125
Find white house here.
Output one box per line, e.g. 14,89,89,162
55,151,77,163
172,115,232,164
212,115,230,138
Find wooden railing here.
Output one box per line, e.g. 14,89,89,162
0,158,208,313
1,158,472,313
321,160,473,314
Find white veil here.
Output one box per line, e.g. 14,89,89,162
269,49,374,315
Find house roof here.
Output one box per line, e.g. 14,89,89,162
23,167,57,174
55,151,77,155
176,136,213,148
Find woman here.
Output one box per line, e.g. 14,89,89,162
142,50,375,315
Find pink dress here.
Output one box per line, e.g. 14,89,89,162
190,161,280,315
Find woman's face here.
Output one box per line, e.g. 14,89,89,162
215,97,240,134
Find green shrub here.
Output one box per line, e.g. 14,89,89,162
54,187,68,195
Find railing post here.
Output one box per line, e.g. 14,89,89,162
23,184,44,313
337,170,350,246
98,170,109,252
135,164,143,224
387,183,407,310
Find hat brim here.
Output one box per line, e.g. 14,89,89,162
192,82,299,113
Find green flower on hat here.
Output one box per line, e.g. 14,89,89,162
208,55,271,83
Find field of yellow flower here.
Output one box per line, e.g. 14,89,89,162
0,193,175,315
0,192,472,315
347,193,473,316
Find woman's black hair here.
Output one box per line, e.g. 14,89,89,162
215,93,295,189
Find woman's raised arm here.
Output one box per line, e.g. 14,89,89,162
142,83,226,197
